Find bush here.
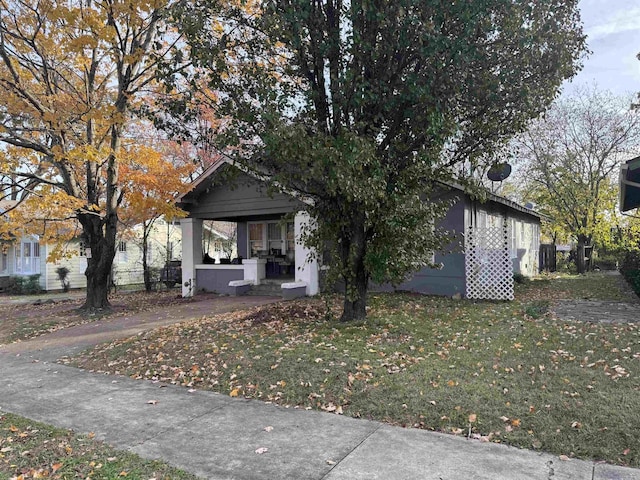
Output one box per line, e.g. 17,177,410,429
619,250,640,296
55,266,70,292
10,274,42,294
513,272,529,284
593,252,620,271
556,252,577,274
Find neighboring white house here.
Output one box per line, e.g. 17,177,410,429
0,217,236,292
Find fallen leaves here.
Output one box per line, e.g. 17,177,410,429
63,282,640,468
0,413,198,479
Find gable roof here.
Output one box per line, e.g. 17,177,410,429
178,159,540,219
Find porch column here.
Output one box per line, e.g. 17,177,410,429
181,218,203,297
294,212,319,295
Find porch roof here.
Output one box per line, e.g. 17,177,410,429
177,160,305,221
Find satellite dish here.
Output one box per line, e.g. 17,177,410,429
487,162,512,182
524,202,534,209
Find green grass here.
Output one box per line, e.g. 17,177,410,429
70,273,640,467
0,412,199,479
515,271,637,302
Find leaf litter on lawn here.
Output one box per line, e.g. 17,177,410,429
0,290,205,346
68,275,640,468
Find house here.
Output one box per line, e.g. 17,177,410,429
0,218,189,292
176,160,541,300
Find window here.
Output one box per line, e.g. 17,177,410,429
147,244,153,263
268,222,283,254
1,251,7,273
509,219,517,258
117,241,128,263
14,240,40,274
78,241,88,273
167,241,174,260
477,210,488,229
286,222,295,255
249,223,265,257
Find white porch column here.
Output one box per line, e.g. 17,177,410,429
294,211,319,295
181,218,203,297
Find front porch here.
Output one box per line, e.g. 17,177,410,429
182,215,317,298
177,162,320,299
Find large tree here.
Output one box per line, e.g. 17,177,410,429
0,0,188,309
174,0,586,320
515,86,640,272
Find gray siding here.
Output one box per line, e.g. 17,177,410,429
196,268,244,294
372,193,467,297
237,222,248,258
186,172,303,220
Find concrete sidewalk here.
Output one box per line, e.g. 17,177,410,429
1,354,638,479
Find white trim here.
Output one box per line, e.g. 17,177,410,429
294,212,319,295
229,279,254,287
196,264,244,270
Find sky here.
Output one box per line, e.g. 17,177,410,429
562,0,640,97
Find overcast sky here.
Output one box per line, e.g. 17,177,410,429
561,0,640,97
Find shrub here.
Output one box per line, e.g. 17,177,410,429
619,249,640,296
513,272,529,284
593,252,620,271
56,266,70,292
10,274,42,294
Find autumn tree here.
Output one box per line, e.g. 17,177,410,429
515,87,640,273
119,134,195,292
0,0,188,309
172,0,586,320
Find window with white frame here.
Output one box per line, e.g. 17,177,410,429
117,241,128,263
267,222,283,254
488,214,502,228
286,222,295,255
477,210,488,228
14,240,40,274
147,244,153,264
167,241,174,260
509,219,517,258
1,250,7,273
249,223,265,257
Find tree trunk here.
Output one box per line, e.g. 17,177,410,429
576,234,591,274
339,214,369,322
142,224,153,292
79,212,117,311
576,243,585,274
341,266,368,321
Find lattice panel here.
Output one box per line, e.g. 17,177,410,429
465,220,514,300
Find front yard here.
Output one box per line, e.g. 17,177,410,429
67,273,640,468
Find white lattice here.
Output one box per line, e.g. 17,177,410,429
465,220,514,300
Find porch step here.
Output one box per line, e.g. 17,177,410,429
247,283,283,296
